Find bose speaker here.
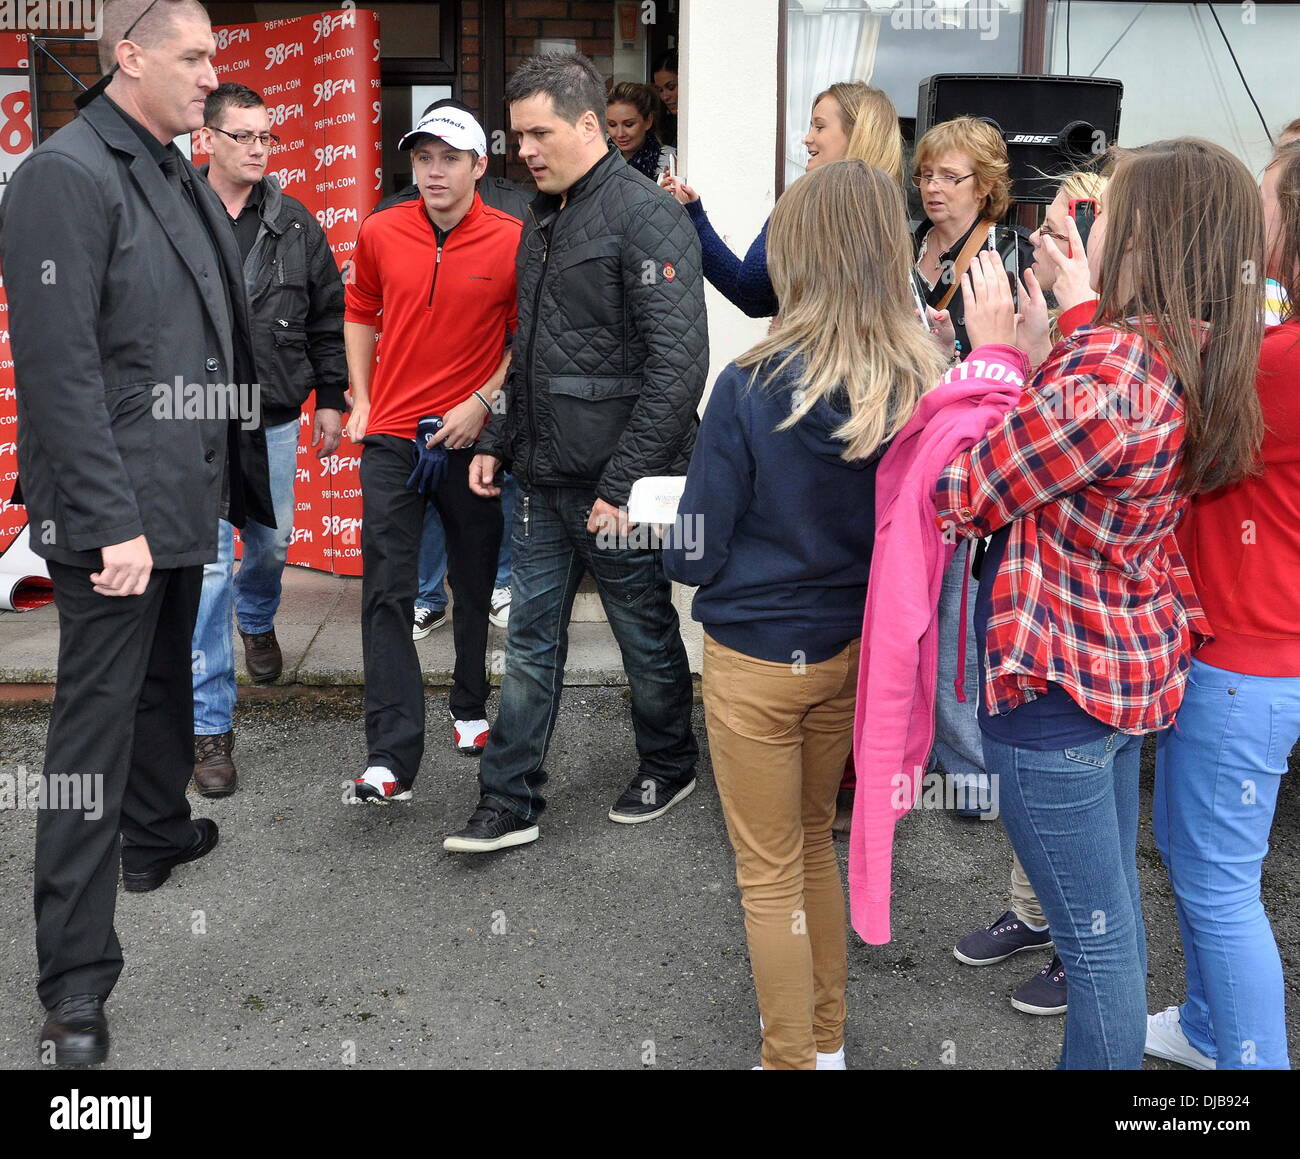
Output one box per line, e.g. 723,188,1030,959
916,74,1124,204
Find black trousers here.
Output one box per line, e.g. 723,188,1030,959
360,436,502,785
35,562,203,1008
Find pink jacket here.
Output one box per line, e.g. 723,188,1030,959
849,346,1029,945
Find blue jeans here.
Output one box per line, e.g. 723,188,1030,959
416,473,517,612
932,544,989,814
984,728,1148,1069
1154,657,1298,1069
191,417,299,735
415,501,449,614
476,483,697,823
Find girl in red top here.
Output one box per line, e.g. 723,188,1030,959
1147,141,1300,1071
936,139,1266,1069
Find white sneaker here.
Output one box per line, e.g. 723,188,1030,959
816,1047,847,1070
489,585,511,628
349,766,412,805
1145,1006,1217,1070
751,1048,848,1070
454,718,490,756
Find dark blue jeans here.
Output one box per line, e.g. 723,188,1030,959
477,483,697,822
984,728,1149,1069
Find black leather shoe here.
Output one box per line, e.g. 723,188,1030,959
39,994,109,1066
442,800,539,853
122,819,220,893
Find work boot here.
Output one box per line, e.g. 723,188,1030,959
193,732,237,798
239,627,283,683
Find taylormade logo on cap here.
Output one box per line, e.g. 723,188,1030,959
398,108,488,157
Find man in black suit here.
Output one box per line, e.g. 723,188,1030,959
0,0,273,1065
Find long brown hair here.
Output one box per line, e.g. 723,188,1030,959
1266,141,1300,319
815,83,905,186
737,160,947,461
1094,138,1265,493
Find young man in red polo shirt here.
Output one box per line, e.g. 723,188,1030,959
344,107,521,802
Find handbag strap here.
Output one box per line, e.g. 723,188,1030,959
935,220,995,312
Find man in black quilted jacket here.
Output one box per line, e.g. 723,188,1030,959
445,52,708,853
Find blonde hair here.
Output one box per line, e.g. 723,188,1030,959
1056,169,1107,204
815,83,904,185
1046,169,1110,343
914,116,1013,220
737,160,948,461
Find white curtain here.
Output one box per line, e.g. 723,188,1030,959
784,0,884,188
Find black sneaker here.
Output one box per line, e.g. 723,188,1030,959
413,606,448,640
1010,954,1068,1016
608,773,696,824
953,909,1053,966
443,799,539,853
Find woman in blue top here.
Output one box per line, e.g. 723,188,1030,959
665,160,950,1069
663,82,905,318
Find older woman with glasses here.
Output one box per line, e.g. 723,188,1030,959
913,116,1035,361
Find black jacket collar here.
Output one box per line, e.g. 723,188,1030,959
528,144,625,228
93,94,174,167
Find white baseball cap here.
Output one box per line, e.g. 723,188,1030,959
398,107,488,156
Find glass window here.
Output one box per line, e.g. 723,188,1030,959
1045,1,1300,173
783,0,1024,188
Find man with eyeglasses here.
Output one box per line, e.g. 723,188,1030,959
189,81,347,797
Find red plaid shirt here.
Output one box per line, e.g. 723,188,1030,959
934,303,1210,734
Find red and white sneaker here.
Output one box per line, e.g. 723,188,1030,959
350,766,413,805
453,719,490,756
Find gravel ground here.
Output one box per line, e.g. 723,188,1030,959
1,688,1296,1070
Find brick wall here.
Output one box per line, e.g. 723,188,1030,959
506,0,615,77
501,1,615,183
462,0,482,113
34,39,100,141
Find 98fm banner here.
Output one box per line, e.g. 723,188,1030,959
194,7,380,575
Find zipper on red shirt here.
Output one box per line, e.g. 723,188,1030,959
427,243,443,308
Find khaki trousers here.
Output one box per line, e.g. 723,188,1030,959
1009,851,1047,926
702,633,858,1070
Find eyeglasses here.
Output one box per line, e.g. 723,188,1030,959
912,172,975,189
208,127,280,148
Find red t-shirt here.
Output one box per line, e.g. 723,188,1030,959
345,193,521,439
1180,319,1300,676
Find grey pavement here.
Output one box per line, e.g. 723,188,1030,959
1,689,1296,1070
0,566,629,686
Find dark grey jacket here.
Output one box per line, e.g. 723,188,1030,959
0,96,273,569
201,168,347,426
476,147,708,506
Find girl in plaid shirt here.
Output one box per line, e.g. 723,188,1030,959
936,139,1267,1069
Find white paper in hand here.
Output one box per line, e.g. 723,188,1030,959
627,476,686,526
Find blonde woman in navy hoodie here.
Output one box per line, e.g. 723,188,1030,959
665,160,948,1070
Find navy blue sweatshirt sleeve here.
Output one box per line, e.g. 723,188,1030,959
684,200,778,319
664,363,754,588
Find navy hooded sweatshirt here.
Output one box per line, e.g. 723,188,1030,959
664,357,886,664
